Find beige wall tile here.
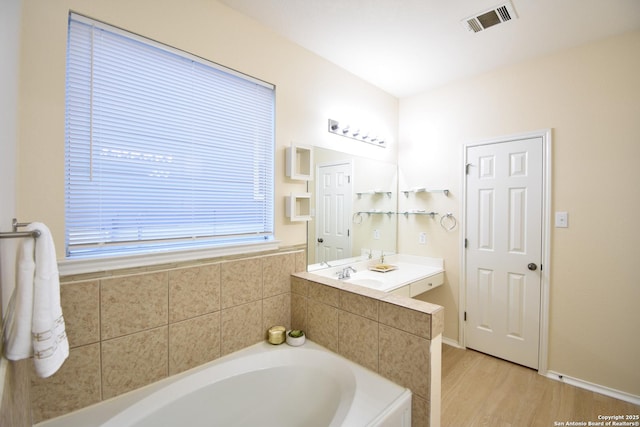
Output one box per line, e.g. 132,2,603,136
308,281,340,307
27,250,312,423
431,306,445,338
220,300,263,356
412,394,430,427
382,293,442,315
263,253,294,298
290,293,307,332
169,312,221,375
307,300,339,353
379,325,430,400
340,290,379,321
220,258,262,309
263,293,291,334
169,264,220,323
101,327,168,399
294,250,307,273
61,280,100,348
338,311,379,372
379,301,431,339
291,276,309,296
101,272,168,340
30,344,101,424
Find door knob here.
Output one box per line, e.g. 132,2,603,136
528,263,538,271
317,238,324,243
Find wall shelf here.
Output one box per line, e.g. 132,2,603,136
356,211,396,216
399,210,438,217
285,193,312,222
356,190,393,198
285,144,313,181
401,188,449,197
354,210,438,218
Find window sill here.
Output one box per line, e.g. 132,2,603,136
58,239,281,277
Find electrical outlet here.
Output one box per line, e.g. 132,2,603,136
419,232,427,244
555,212,568,228
374,229,380,240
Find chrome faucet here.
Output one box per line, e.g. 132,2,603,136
337,266,357,279
380,251,385,264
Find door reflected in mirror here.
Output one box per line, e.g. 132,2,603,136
308,147,397,271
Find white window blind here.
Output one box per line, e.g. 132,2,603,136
65,14,275,259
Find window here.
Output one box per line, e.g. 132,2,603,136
65,14,275,259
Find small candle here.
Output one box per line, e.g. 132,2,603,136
267,325,286,345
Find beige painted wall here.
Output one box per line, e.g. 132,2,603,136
1,0,21,319
1,0,31,425
398,30,640,396
16,0,398,260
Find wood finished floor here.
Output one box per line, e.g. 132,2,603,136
441,345,639,427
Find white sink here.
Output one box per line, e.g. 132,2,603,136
310,254,445,295
348,278,386,289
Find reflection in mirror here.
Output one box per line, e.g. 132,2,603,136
307,147,397,271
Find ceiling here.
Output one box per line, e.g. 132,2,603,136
218,0,640,98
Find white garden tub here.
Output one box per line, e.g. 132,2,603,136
37,340,411,427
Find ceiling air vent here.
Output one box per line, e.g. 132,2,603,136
461,1,517,33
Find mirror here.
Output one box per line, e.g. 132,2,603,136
307,147,397,271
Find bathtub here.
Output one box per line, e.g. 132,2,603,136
38,340,411,427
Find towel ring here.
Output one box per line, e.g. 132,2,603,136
352,212,364,224
440,213,457,231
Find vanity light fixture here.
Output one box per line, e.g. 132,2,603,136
328,119,386,148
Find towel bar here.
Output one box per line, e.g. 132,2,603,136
0,218,41,239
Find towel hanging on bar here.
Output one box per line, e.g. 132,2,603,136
3,222,69,378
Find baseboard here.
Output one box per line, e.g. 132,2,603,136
442,337,463,349
545,370,640,406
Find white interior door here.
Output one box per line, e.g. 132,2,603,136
465,137,543,369
316,162,352,264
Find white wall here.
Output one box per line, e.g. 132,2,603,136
398,30,640,397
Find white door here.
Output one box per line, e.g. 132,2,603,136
316,162,352,264
465,137,543,369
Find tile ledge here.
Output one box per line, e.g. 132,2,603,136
61,245,305,283
292,272,443,315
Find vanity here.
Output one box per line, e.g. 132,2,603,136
300,145,447,298
309,254,444,297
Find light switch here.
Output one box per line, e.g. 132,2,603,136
555,212,568,228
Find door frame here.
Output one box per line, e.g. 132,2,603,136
460,129,552,374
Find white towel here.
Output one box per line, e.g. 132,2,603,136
4,222,69,378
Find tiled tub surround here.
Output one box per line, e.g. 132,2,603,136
291,271,444,427
29,249,305,424
29,248,443,427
